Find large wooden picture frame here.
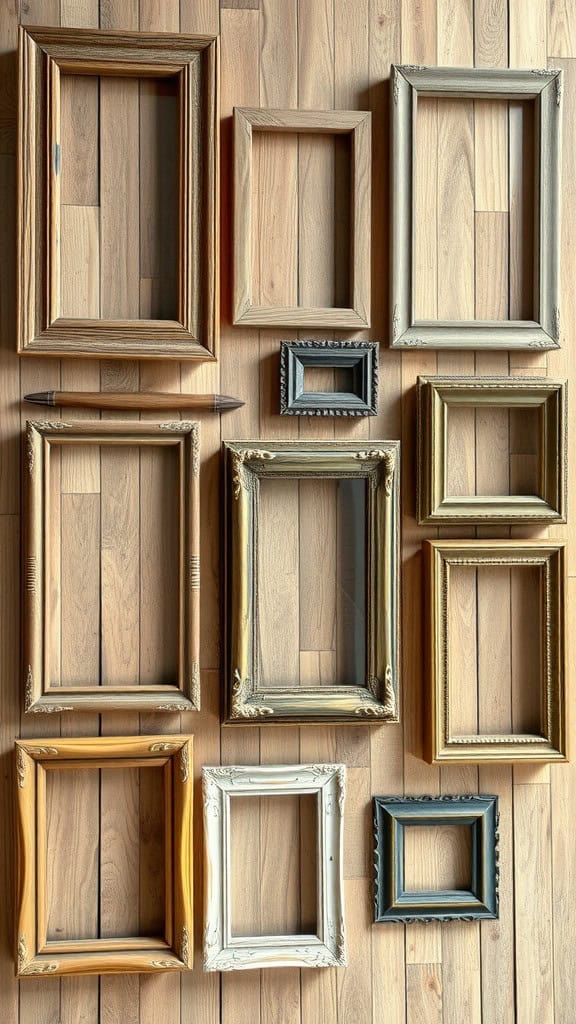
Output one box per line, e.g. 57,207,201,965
16,735,193,976
18,26,219,360
373,795,499,923
24,419,200,713
391,65,561,349
417,376,567,524
233,107,371,329
424,540,567,763
280,340,378,416
223,440,400,723
202,763,346,970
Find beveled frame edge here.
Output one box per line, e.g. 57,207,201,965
391,64,561,350
24,419,201,713
223,439,400,723
202,764,346,970
233,107,371,329
16,735,193,976
279,340,379,416
424,539,567,764
416,376,568,524
17,25,219,361
373,795,499,923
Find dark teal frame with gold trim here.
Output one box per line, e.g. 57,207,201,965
373,795,499,923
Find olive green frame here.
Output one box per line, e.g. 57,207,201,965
223,440,400,723
417,376,567,525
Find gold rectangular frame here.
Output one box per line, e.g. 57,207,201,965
24,419,200,713
424,540,567,764
18,26,219,360
417,376,567,525
16,735,193,976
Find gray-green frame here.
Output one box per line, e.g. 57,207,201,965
391,65,562,350
280,341,378,416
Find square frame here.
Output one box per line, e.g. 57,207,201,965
202,763,346,970
18,26,219,360
16,735,193,976
391,65,561,349
24,419,200,713
223,440,400,723
417,376,567,524
280,340,378,416
233,107,371,329
424,540,567,763
373,795,499,922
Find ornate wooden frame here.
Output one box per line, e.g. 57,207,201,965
16,735,193,976
280,340,378,416
233,107,371,329
24,419,200,713
417,376,567,524
373,795,499,922
223,440,400,723
202,763,346,970
17,26,219,360
424,540,567,763
391,65,562,349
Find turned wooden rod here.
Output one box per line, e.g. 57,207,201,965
24,391,244,412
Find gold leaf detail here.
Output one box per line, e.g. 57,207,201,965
18,935,27,974
179,743,190,783
16,748,26,789
230,669,274,718
231,449,275,499
21,961,58,975
149,742,178,752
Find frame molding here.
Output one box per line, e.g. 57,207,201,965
373,795,499,922
391,65,561,349
18,26,219,360
417,376,567,524
424,540,567,763
202,763,346,970
24,419,201,713
233,107,371,329
16,735,193,976
280,340,378,416
223,440,400,723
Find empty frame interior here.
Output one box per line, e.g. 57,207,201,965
403,824,473,892
445,404,541,497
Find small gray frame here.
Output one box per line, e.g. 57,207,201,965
280,341,378,416
391,65,562,350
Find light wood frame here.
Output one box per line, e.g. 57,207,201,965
16,735,193,976
391,65,562,349
233,107,371,329
373,795,499,923
24,419,200,713
280,340,378,416
202,763,346,970
223,440,400,723
424,540,567,763
417,376,568,524
18,26,219,360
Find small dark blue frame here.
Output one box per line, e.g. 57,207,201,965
373,795,499,923
280,340,378,416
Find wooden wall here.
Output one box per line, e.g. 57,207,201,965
1,0,575,1021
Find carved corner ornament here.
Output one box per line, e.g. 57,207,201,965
231,448,275,499
230,669,274,718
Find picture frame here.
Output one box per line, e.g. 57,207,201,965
24,419,200,713
16,735,193,976
417,376,567,524
391,65,561,349
424,540,567,763
373,795,499,923
233,107,371,329
17,26,219,360
202,763,346,970
223,440,400,723
280,340,378,416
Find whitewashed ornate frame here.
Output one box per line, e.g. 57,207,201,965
202,764,346,971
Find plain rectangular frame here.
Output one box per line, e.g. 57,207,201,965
223,440,400,723
16,735,193,976
424,539,567,764
417,376,567,524
233,107,371,329
373,795,499,923
391,65,561,349
280,340,378,416
24,419,200,713
202,763,346,970
18,25,219,360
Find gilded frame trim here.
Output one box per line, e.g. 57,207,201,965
223,440,400,723
280,340,378,417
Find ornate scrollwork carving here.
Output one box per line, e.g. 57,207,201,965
149,742,178,752
24,666,33,712
231,449,275,499
179,743,190,783
16,748,27,789
230,669,274,718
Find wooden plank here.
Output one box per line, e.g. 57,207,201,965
46,767,99,941
406,964,442,1024
514,783,554,1023
60,74,99,207
337,879,372,1024
549,0,576,56
0,155,20,512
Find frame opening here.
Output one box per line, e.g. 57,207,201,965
303,364,356,394
403,822,474,892
444,402,541,498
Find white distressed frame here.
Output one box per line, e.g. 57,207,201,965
202,764,346,971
